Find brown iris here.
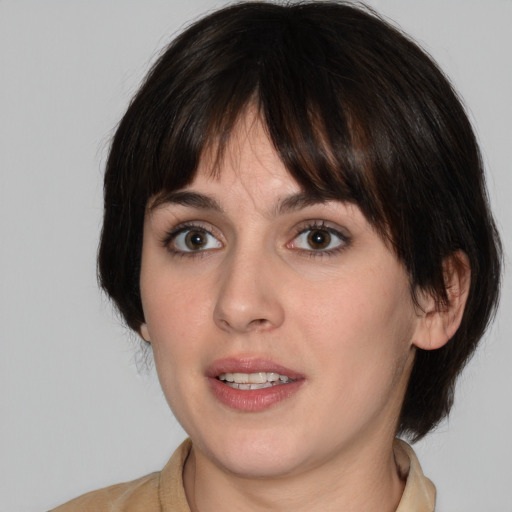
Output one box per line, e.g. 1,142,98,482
307,229,331,250
185,230,207,250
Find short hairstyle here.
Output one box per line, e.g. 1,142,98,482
98,1,501,440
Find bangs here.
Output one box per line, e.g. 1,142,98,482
143,6,388,238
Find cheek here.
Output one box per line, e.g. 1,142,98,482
293,270,416,378
140,279,205,402
144,283,210,420
142,266,212,340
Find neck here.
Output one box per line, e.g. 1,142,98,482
184,432,406,512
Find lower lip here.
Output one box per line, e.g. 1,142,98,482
208,377,304,412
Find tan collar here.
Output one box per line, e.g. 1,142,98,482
394,439,436,512
159,439,436,512
159,438,192,510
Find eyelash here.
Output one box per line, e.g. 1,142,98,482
290,221,350,258
161,223,222,258
161,221,350,258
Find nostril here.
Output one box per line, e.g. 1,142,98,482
248,318,271,330
216,314,272,332
219,319,230,329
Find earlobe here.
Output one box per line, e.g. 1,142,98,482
140,323,151,343
412,251,471,351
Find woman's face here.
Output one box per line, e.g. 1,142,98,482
140,114,420,479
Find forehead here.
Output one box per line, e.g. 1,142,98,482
178,112,300,210
199,109,288,180
150,117,367,230
151,110,363,223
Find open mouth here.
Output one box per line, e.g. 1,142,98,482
217,371,296,390
209,361,304,411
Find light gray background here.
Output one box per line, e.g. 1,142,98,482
1,1,511,511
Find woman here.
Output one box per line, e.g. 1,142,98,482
52,2,501,510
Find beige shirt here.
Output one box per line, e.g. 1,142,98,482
51,439,435,511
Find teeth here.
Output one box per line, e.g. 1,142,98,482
218,371,294,389
249,372,267,384
247,382,272,389
225,382,274,390
233,372,248,384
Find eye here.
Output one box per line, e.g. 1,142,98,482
290,223,348,253
167,226,222,253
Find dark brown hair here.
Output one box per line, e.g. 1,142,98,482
98,1,501,440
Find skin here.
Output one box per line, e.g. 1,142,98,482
139,112,465,512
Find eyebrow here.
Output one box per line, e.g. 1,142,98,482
151,190,331,216
274,192,330,215
150,191,224,213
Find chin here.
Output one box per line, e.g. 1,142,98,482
219,448,305,479
197,425,315,479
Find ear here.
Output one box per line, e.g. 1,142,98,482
412,251,471,351
139,323,151,343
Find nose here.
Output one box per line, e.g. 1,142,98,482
213,248,285,334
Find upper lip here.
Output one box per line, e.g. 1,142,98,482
206,357,304,380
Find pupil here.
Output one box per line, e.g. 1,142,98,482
308,230,330,249
185,231,206,250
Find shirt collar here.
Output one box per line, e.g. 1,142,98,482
394,439,436,512
159,438,436,512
